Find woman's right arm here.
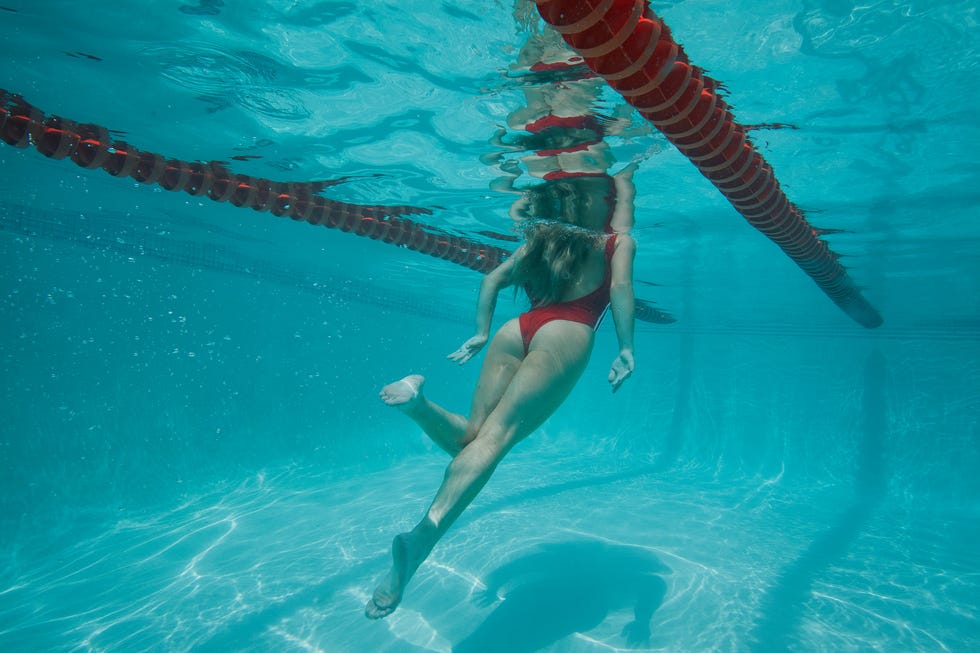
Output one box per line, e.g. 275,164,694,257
448,252,519,364
608,234,636,391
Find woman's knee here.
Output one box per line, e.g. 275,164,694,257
450,435,508,475
460,421,481,449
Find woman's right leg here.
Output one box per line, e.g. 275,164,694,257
379,319,525,456
366,321,594,619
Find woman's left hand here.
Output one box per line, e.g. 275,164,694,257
447,335,488,365
608,351,634,392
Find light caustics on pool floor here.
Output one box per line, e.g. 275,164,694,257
0,448,970,653
0,347,972,652
0,339,976,651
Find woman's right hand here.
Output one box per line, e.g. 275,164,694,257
447,335,488,365
608,350,634,393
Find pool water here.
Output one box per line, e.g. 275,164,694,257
1,1,978,651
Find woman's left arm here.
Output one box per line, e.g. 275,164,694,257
608,234,636,392
447,252,518,364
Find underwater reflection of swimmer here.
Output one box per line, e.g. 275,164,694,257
486,25,649,195
455,539,668,652
509,166,637,234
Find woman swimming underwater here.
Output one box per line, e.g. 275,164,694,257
365,191,635,619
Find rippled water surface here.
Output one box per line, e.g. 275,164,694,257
1,1,978,652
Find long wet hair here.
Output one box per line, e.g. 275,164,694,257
510,220,605,307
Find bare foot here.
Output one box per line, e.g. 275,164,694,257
379,374,424,410
365,532,422,620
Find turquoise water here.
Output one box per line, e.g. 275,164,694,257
1,1,978,651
